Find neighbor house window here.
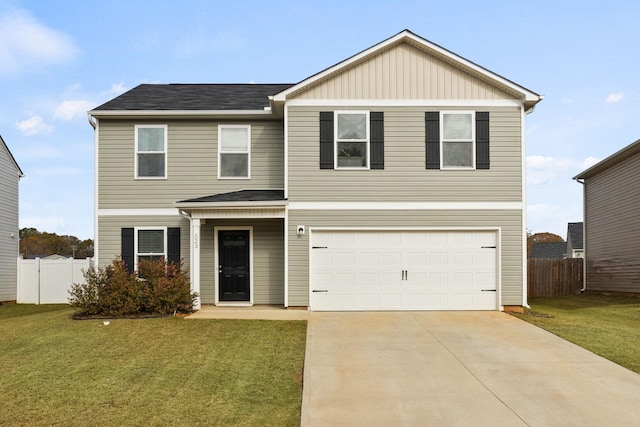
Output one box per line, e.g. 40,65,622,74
136,228,166,265
219,125,250,178
135,125,167,178
441,112,475,169
335,111,369,169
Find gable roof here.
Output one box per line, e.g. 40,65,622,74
530,242,567,259
567,222,583,250
0,134,24,177
90,84,294,117
574,139,640,180
272,29,542,111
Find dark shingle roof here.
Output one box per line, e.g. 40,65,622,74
530,242,567,259
178,189,285,204
93,84,294,111
567,222,583,249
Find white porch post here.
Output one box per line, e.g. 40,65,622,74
191,218,201,309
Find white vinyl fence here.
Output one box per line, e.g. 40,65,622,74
17,257,94,304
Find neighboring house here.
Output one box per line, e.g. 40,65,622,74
574,139,640,293
565,222,583,258
529,242,567,259
0,135,24,302
89,30,542,311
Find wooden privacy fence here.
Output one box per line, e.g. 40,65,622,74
528,258,584,297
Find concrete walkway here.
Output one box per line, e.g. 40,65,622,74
301,311,640,427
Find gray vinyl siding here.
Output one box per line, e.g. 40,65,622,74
199,219,284,305
98,119,284,209
584,153,640,292
97,216,190,268
287,105,522,202
287,209,523,307
0,146,20,301
98,217,284,305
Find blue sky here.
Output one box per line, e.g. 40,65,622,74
1,0,639,240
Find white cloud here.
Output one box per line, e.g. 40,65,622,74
582,156,600,169
526,155,599,185
0,8,77,76
54,100,95,121
527,203,581,237
15,115,53,135
605,92,624,103
109,82,127,95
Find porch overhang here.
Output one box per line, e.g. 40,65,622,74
175,189,287,219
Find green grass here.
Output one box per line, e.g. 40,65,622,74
0,304,307,426
514,295,640,373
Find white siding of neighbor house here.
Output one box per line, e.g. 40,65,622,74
0,141,21,301
287,209,523,307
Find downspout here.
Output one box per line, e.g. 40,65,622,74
575,178,587,292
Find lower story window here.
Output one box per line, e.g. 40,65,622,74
137,228,166,264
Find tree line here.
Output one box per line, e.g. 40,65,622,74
19,228,94,259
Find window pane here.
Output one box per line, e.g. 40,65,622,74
443,114,472,140
138,230,164,253
221,127,249,151
138,153,165,177
443,141,473,167
337,142,367,167
337,114,366,139
220,153,249,177
138,128,165,151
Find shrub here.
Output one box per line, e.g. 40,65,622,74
69,258,198,317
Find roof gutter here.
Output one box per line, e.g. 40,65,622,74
87,112,97,129
574,177,587,292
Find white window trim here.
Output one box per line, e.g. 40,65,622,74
134,226,167,269
135,124,168,179
218,124,251,179
334,111,370,170
440,111,476,170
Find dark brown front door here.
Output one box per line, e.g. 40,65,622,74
218,230,250,302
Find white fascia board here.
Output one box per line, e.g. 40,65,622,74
98,208,182,217
288,202,523,210
175,201,287,209
88,110,274,119
273,30,541,104
285,99,523,108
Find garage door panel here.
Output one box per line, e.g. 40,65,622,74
310,230,498,311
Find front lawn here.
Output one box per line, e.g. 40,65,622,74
0,304,307,426
514,295,640,373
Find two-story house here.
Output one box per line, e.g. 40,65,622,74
0,135,23,302
89,30,541,311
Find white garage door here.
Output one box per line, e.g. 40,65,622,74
310,230,498,311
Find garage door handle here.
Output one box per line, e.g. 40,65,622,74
312,290,328,293
312,246,328,249
482,289,497,292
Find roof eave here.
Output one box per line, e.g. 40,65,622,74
573,138,640,180
175,200,287,209
88,109,278,120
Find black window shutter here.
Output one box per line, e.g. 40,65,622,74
121,228,134,273
476,112,490,169
425,112,440,169
319,112,334,169
370,112,384,169
167,227,181,265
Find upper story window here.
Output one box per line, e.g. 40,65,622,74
218,125,250,179
335,111,369,169
135,125,167,178
441,112,475,169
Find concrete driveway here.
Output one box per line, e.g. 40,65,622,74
301,311,640,426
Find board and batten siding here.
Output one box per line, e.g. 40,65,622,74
0,146,20,301
287,105,522,202
584,153,640,292
287,209,523,307
289,41,520,101
199,219,284,305
98,119,284,209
